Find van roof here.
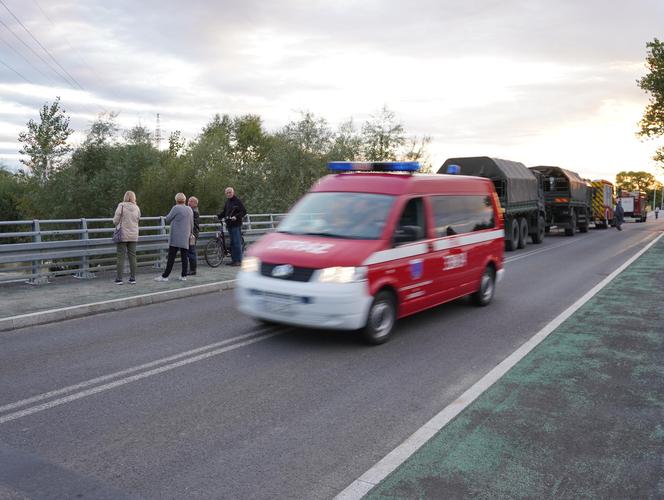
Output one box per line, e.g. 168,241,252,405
312,173,493,196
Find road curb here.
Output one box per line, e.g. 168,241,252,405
0,280,237,332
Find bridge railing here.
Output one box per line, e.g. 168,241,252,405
0,213,287,284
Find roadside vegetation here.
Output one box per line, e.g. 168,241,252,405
3,37,664,222
0,104,431,220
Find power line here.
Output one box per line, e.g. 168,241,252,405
0,0,83,90
31,0,97,79
0,55,35,84
0,31,57,85
0,19,72,87
0,16,74,89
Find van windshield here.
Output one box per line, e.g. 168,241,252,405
277,192,395,240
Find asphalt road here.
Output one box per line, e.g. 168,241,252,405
0,218,661,499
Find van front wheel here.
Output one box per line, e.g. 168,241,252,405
473,267,496,306
362,291,396,345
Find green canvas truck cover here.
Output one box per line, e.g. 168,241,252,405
438,157,539,204
530,166,588,203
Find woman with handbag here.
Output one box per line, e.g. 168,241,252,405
113,190,141,284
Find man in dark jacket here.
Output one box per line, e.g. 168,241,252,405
187,196,201,274
218,187,247,266
614,199,624,231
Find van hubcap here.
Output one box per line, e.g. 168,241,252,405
370,301,394,337
481,273,494,302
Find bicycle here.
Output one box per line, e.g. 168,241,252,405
204,218,246,267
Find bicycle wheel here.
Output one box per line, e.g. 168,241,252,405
205,239,225,267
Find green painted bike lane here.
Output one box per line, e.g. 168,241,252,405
366,235,664,499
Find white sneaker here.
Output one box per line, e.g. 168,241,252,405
154,276,169,282
177,276,187,281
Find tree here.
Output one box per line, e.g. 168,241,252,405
0,166,24,221
361,106,405,161
615,171,657,193
18,97,73,184
168,131,186,157
85,112,119,147
124,125,153,145
637,38,664,168
328,119,363,161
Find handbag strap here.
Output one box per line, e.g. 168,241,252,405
118,204,124,228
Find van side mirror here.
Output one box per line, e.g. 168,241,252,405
394,225,423,245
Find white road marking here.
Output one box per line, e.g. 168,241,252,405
503,237,584,263
335,232,663,500
0,330,280,425
0,329,272,414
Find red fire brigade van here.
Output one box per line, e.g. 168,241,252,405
235,162,505,344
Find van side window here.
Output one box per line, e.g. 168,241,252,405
431,195,494,237
394,197,427,244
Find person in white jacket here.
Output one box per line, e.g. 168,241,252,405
113,190,141,284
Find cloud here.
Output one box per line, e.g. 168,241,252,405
0,0,662,179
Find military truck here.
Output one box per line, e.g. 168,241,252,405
439,157,545,251
529,166,591,236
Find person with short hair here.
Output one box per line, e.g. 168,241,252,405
614,199,624,231
187,196,200,275
218,187,247,266
155,192,194,281
113,190,141,284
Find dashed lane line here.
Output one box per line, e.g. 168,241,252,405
0,329,281,425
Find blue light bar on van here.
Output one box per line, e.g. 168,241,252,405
327,161,420,173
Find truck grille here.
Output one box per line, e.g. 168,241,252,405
260,263,316,282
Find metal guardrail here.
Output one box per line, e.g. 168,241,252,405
0,213,286,284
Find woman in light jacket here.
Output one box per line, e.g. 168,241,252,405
113,190,141,284
155,192,194,282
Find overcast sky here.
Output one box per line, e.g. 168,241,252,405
0,0,663,182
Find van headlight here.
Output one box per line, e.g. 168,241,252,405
241,256,260,273
318,266,367,283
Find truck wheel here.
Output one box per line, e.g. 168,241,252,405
579,210,589,232
532,215,545,244
518,218,528,249
506,219,519,251
362,290,396,345
565,212,576,236
473,266,495,306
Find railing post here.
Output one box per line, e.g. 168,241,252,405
269,214,275,229
75,218,95,279
154,216,166,269
28,219,48,285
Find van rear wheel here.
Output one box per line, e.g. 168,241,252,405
362,291,396,345
473,267,496,306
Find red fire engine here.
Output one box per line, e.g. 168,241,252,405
618,190,648,222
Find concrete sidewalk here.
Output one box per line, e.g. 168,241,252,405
0,263,240,331
359,233,664,499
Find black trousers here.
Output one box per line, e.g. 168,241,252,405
162,246,188,277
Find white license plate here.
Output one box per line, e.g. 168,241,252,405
260,297,297,314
